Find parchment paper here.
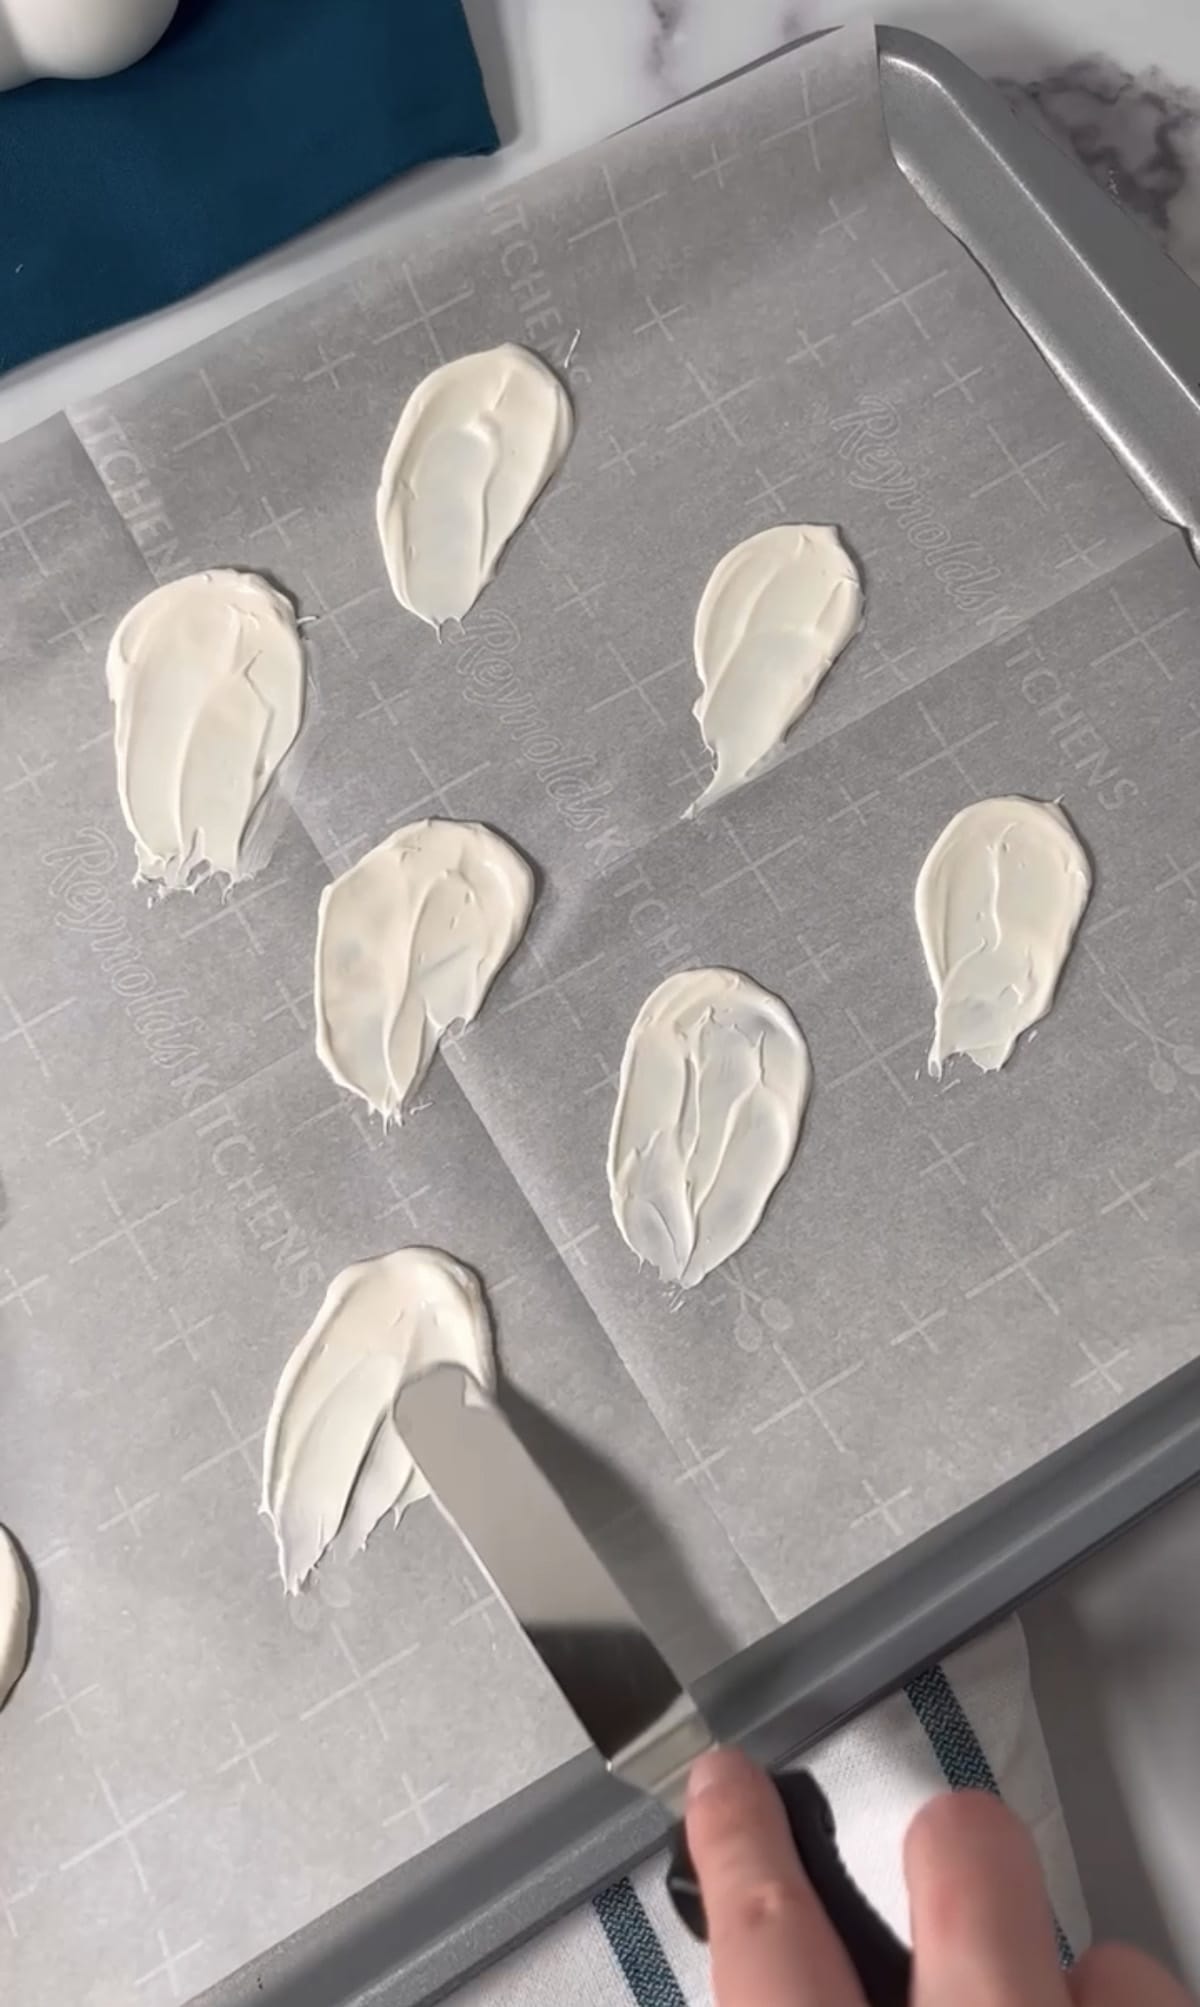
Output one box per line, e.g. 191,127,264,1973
1,24,1197,2003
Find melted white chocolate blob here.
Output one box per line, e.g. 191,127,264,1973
261,1248,495,1594
376,343,572,630
315,818,534,1126
107,569,304,891
916,796,1091,1077
608,968,810,1288
688,524,862,815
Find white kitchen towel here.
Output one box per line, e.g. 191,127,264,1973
450,1616,1089,2006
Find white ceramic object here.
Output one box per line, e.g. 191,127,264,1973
0,0,177,89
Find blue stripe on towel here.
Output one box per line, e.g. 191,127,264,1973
906,1662,1074,1969
594,1876,687,2007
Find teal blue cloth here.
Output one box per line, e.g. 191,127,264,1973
0,0,498,373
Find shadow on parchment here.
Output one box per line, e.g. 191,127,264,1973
500,1384,740,1687
461,0,520,149
3,1524,41,1668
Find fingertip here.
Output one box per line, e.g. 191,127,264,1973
905,1787,1020,1879
685,1748,782,1865
906,1789,1062,1992
688,1746,761,1806
684,1755,864,2007
1069,1941,1195,2005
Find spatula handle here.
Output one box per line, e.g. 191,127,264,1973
666,1768,912,2007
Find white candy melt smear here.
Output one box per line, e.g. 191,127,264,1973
916,796,1092,1078
107,569,305,891
261,1247,494,1594
688,524,862,815
376,343,572,630
315,817,534,1126
0,1527,31,1711
607,968,810,1289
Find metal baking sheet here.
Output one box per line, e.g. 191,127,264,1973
0,22,1197,2007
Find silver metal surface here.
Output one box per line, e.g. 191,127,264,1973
200,28,1200,2007
394,1367,712,1819
878,27,1200,547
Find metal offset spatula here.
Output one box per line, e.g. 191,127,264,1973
393,1364,911,2007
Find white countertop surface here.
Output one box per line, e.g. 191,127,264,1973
2,0,1199,440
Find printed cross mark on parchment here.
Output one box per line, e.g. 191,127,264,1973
36,1673,100,1748
172,367,275,474
300,1622,419,1746
0,488,71,577
758,63,858,172
248,493,305,551
851,1477,913,1537
383,1771,449,1840
932,355,984,406
60,1766,183,1895
820,193,867,243
3,749,56,801
46,597,104,658
566,163,666,272
0,1266,48,1318
1099,1169,1154,1223
46,1099,104,1160
1072,1338,1130,1398
665,357,759,447
303,341,357,393
1093,587,1187,684
216,1717,279,1788
692,140,740,190
370,261,475,360
633,294,686,346
895,701,995,790
133,1926,207,1999
0,979,75,1078
918,1131,977,1187
852,259,948,340
69,1175,180,1282
826,1009,923,1108
752,1341,863,1453
964,1209,1073,1318
890,1300,948,1357
968,423,1067,509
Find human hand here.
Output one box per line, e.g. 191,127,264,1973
685,1748,1194,2005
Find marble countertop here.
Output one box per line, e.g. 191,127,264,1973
1,0,1197,438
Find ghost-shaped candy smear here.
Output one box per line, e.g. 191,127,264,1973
261,1248,495,1594
916,796,1091,1077
376,343,572,630
314,818,534,1126
607,968,810,1288
107,569,305,891
688,524,862,815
